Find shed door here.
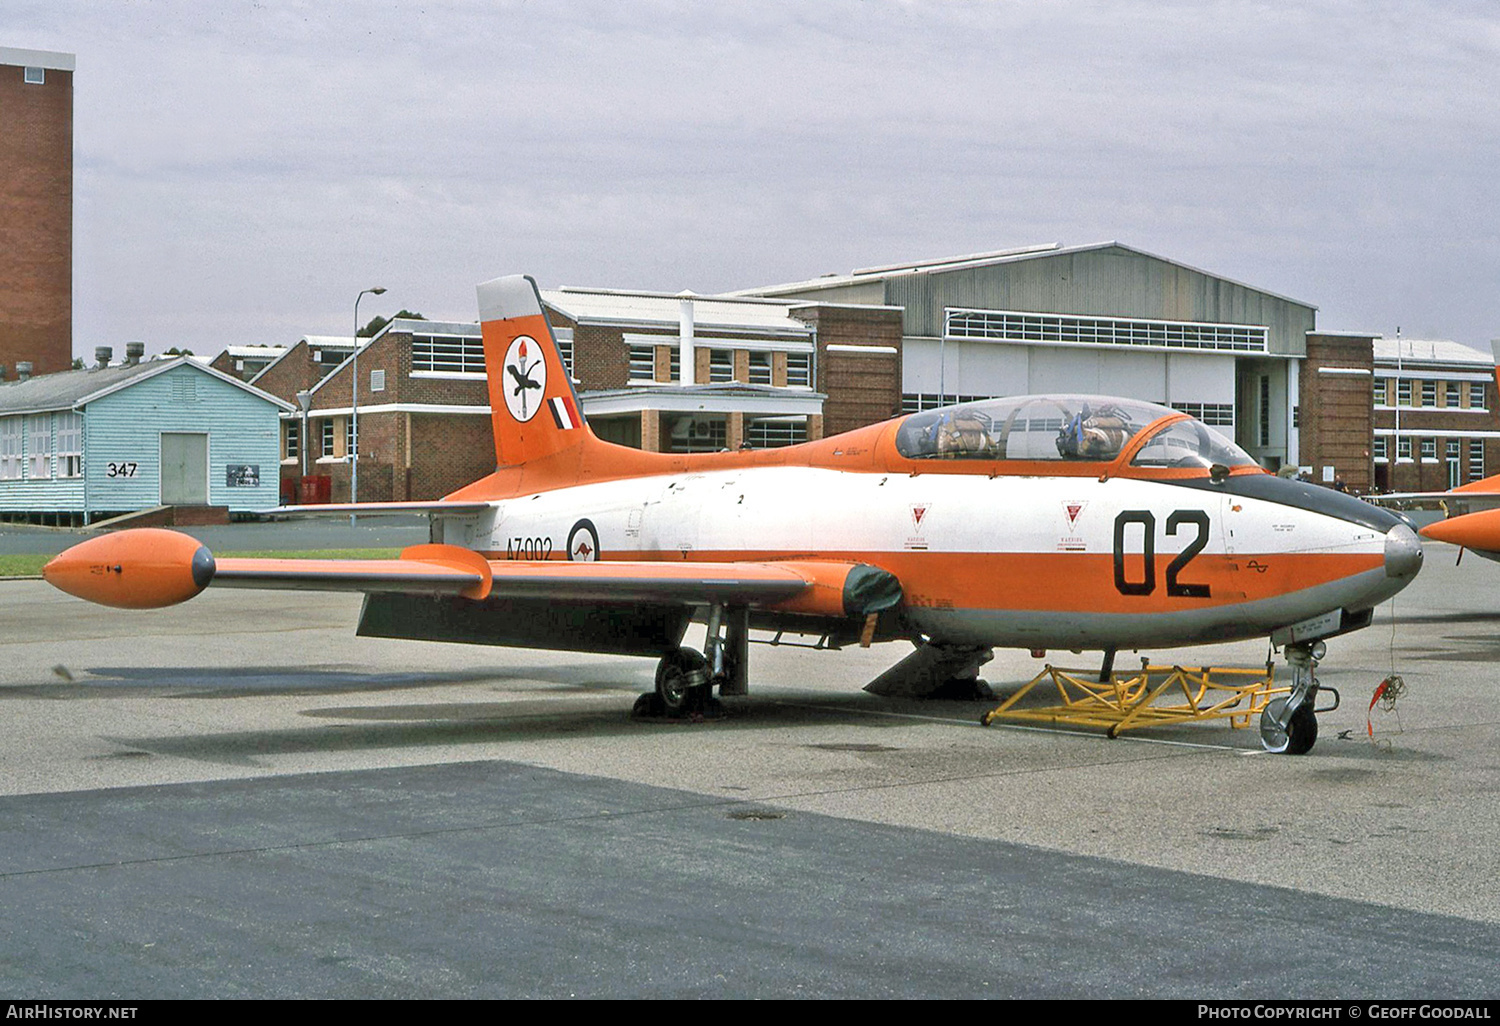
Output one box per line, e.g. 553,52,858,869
161,432,209,505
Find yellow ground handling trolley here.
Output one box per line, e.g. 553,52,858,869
980,658,1291,739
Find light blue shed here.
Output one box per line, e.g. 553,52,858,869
0,357,293,524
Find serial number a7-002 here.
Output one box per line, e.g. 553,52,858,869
505,537,553,560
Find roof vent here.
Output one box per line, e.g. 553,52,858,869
95,346,113,369
125,342,145,366
16,362,33,382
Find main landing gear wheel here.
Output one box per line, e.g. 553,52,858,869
653,646,710,717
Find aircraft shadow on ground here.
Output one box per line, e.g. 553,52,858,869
42,663,654,698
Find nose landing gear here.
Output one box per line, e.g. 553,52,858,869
1259,640,1336,755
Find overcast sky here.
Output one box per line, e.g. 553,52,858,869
6,0,1498,356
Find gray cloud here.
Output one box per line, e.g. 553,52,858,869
6,0,1497,353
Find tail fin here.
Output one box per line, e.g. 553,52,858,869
476,274,590,467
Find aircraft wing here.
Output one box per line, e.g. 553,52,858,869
1366,473,1500,509
1367,491,1500,509
42,528,901,620
257,500,493,518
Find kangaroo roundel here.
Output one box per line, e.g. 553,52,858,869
503,335,547,422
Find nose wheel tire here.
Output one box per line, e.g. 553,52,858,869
655,647,711,716
1260,697,1318,755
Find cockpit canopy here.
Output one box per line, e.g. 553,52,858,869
893,394,1258,470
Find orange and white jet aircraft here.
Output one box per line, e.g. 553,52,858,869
44,276,1425,754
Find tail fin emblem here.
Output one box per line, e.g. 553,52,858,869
503,335,545,422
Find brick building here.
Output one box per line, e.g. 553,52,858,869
1369,338,1499,493
1299,331,1377,492
542,287,903,451
210,345,288,381
0,47,74,383
254,321,493,503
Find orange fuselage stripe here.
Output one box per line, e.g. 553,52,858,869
477,549,1383,614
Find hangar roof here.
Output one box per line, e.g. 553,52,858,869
542,287,814,336
733,240,1317,312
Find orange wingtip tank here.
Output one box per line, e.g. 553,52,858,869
42,528,215,609
1419,509,1500,546
1419,508,1500,551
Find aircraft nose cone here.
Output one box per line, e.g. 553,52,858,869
1384,522,1423,580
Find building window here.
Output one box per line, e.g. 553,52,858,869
786,352,812,388
1421,381,1437,407
370,369,385,393
669,348,681,383
1470,440,1486,481
1420,438,1437,459
945,309,1268,353
1258,376,1271,447
1373,437,1387,462
1446,382,1461,407
412,333,484,374
1397,380,1412,406
1373,378,1388,405
748,352,772,385
709,350,734,383
27,414,50,480
901,393,993,413
56,413,82,478
321,420,334,458
0,418,20,480
628,346,655,382
285,420,300,460
23,67,44,85
746,418,808,448
1471,383,1487,409
1398,437,1412,460
1169,402,1235,427
554,330,574,377
346,417,357,457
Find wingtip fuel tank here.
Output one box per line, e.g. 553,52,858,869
43,528,215,609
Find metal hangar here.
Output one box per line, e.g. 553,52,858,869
733,242,1318,472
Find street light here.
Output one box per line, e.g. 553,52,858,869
295,389,312,481
351,286,386,521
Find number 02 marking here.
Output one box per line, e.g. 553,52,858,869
1112,509,1211,598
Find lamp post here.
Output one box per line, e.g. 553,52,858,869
295,389,311,481
351,286,386,522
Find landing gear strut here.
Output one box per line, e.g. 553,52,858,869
635,603,748,719
1260,640,1327,755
